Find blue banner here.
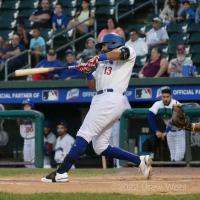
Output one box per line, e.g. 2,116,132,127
0,85,200,104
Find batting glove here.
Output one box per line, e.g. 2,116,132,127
86,56,99,68
77,63,92,74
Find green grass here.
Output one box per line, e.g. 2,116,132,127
0,168,118,177
0,193,199,200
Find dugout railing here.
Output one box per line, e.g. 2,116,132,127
119,107,200,167
0,110,44,167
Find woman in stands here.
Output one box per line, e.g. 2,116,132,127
97,17,125,42
138,47,168,78
160,0,181,24
68,0,95,35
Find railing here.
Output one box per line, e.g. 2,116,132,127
115,0,155,22
4,49,31,81
49,17,97,52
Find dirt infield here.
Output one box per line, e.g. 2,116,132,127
0,167,199,195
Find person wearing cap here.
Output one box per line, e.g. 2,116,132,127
168,44,193,77
146,17,169,48
125,29,148,57
43,120,56,168
32,48,64,80
54,121,75,168
77,37,96,62
58,49,83,80
18,99,36,168
148,86,186,162
30,27,46,65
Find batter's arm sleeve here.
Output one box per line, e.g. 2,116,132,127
148,111,159,133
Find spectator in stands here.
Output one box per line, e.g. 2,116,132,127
97,17,125,42
29,0,52,28
146,17,169,49
138,47,168,78
32,48,63,80
14,22,31,49
30,27,46,65
54,120,75,168
68,0,95,35
59,49,83,80
43,120,56,168
2,34,26,73
77,37,96,62
125,29,148,56
178,0,195,24
168,44,194,77
195,1,200,23
52,2,71,33
160,0,181,24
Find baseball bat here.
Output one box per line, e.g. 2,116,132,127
14,66,76,77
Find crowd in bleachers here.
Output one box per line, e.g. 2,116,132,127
0,0,200,80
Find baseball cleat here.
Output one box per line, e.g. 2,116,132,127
139,155,152,179
41,170,69,183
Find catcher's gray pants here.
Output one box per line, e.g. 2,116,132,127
167,130,186,161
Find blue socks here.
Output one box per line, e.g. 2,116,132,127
101,145,141,166
57,136,88,173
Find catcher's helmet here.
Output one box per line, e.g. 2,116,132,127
95,33,125,51
22,98,34,107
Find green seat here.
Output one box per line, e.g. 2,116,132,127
167,22,187,34
95,6,115,17
190,44,200,54
63,8,76,17
0,29,13,40
1,0,18,10
18,0,38,9
58,0,76,8
168,33,187,49
41,28,51,40
187,23,200,33
188,33,200,44
192,54,200,66
95,0,115,6
18,9,36,19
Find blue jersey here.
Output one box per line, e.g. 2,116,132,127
52,14,70,29
36,59,64,79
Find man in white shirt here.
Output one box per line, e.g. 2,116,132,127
125,29,148,56
146,17,169,48
54,121,75,167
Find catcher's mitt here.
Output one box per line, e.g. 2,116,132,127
171,104,191,131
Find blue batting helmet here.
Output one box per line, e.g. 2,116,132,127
22,99,34,108
95,33,125,51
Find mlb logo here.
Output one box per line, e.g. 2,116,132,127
135,88,152,99
66,88,80,100
42,90,59,101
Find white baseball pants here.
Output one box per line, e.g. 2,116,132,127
167,130,186,161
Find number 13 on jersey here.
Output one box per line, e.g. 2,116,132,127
104,67,112,75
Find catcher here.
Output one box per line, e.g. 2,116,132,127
171,104,200,133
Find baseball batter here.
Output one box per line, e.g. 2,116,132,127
148,87,186,161
19,99,35,168
42,33,152,183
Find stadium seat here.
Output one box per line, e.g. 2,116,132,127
187,23,200,33
0,29,13,40
63,8,76,17
188,33,200,44
56,0,76,8
95,0,115,6
18,0,38,9
95,6,115,17
192,54,200,66
166,22,187,34
190,44,200,54
1,0,18,10
18,9,36,19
